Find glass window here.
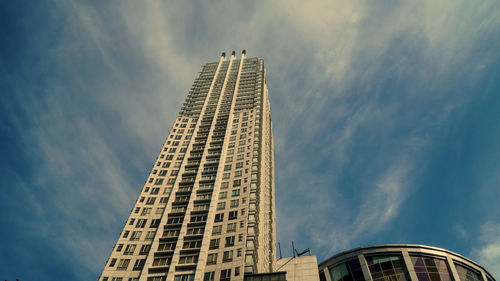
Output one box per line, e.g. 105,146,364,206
366,255,410,281
454,263,483,281
411,255,452,281
174,275,194,281
204,272,215,281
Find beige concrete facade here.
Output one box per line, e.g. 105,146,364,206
99,52,276,281
274,256,321,281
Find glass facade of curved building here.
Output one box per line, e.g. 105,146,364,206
318,245,495,281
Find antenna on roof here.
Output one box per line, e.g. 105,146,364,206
295,248,311,257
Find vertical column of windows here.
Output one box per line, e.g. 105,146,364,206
145,62,220,281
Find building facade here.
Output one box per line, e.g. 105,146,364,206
318,244,496,281
99,51,276,281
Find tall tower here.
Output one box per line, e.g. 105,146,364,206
99,51,276,281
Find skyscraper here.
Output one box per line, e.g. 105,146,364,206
99,51,276,281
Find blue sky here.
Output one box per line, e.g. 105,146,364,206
1,0,500,280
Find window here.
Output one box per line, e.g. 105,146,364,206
224,165,232,171
111,278,123,281
183,240,202,249
146,197,156,205
147,276,167,281
225,236,235,247
231,189,240,197
167,217,183,224
238,234,243,242
179,254,198,264
156,207,165,214
212,225,222,235
365,255,410,281
116,244,123,252
124,244,136,255
221,182,229,189
222,173,230,179
123,231,130,238
226,156,233,162
454,262,482,281
139,244,151,255
117,259,130,270
196,194,211,200
234,170,242,177
158,242,176,251
237,154,244,160
209,238,220,249
229,211,238,220
141,208,152,216
237,248,242,257
230,199,239,208
153,257,171,266
204,272,215,281
238,147,245,153
163,229,180,237
217,202,226,210
136,219,147,228
109,258,117,267
172,206,187,213
235,267,240,276
134,207,140,214
129,218,135,225
162,162,170,168
410,256,452,281
207,253,218,265
150,219,160,228
187,226,204,235
190,215,207,222
235,162,243,169
130,231,142,241
194,203,209,211
151,187,160,195
133,259,145,271
145,231,155,240
214,213,224,222
219,192,227,199
160,197,169,203
221,269,232,281
227,223,236,233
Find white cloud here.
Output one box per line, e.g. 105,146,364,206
4,0,499,277
473,222,500,278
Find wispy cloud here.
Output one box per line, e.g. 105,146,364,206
473,222,500,278
1,0,499,279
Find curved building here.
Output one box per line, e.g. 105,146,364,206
318,244,495,281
